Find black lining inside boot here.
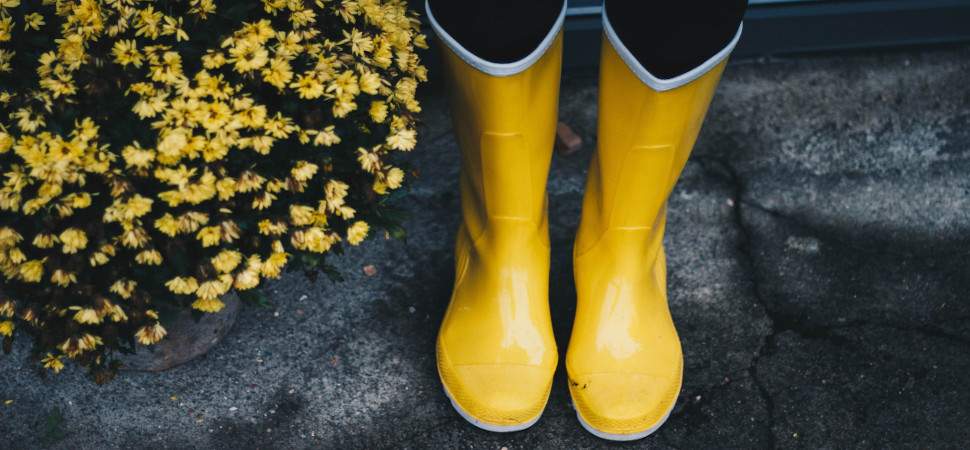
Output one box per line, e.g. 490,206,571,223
427,0,564,64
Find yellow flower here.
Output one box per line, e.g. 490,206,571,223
0,131,12,153
0,299,13,317
191,296,225,313
347,221,370,246
249,135,275,154
59,333,104,357
161,16,189,42
358,71,381,95
357,145,381,173
289,8,317,27
234,268,260,290
258,219,287,236
261,251,288,277
112,40,143,67
290,161,318,182
344,28,374,56
59,228,88,253
201,50,227,69
32,233,59,249
110,279,137,299
290,201,321,225
369,101,387,123
177,212,209,233
313,126,341,147
155,214,180,236
39,74,77,99
0,227,22,247
252,192,276,210
122,143,155,168
19,259,44,283
212,250,242,273
197,226,221,247
135,323,167,345
21,308,37,325
324,179,349,212
106,303,128,323
150,51,184,84
386,128,417,151
89,252,110,266
261,56,293,89
73,308,102,325
332,93,357,118
0,15,11,42
197,278,230,300
386,167,405,189
0,320,13,337
229,41,270,72
120,226,150,249
135,249,163,265
166,276,199,295
7,247,25,264
290,73,325,99
51,269,77,287
41,353,65,373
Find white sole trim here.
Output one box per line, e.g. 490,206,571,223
572,393,677,441
425,0,566,77
602,7,743,92
442,385,543,433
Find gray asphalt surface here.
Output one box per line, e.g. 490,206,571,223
2,43,969,449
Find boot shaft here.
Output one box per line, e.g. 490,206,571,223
437,21,563,242
575,33,729,258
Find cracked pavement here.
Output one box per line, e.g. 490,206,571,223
2,44,969,448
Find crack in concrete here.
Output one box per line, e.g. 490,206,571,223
693,156,777,448
690,154,970,446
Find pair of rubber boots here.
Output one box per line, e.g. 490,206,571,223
432,6,741,441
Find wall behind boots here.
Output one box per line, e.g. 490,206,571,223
416,0,970,84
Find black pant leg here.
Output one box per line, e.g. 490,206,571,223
426,0,565,63
605,0,747,79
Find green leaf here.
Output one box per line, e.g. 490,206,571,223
237,289,272,308
42,407,73,442
157,308,181,327
45,407,63,432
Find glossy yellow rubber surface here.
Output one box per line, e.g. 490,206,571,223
566,34,729,438
436,32,563,429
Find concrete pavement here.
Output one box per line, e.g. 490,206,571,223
2,43,969,448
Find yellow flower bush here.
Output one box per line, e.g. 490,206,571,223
0,0,426,383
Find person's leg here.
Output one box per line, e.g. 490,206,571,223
426,0,566,432
566,0,746,441
426,0,563,63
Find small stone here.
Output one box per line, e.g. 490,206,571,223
363,265,377,276
230,407,238,412
555,122,582,156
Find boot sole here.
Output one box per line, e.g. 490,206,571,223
442,385,545,433
572,394,675,441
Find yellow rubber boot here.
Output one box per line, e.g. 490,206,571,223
428,4,566,431
565,17,741,440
